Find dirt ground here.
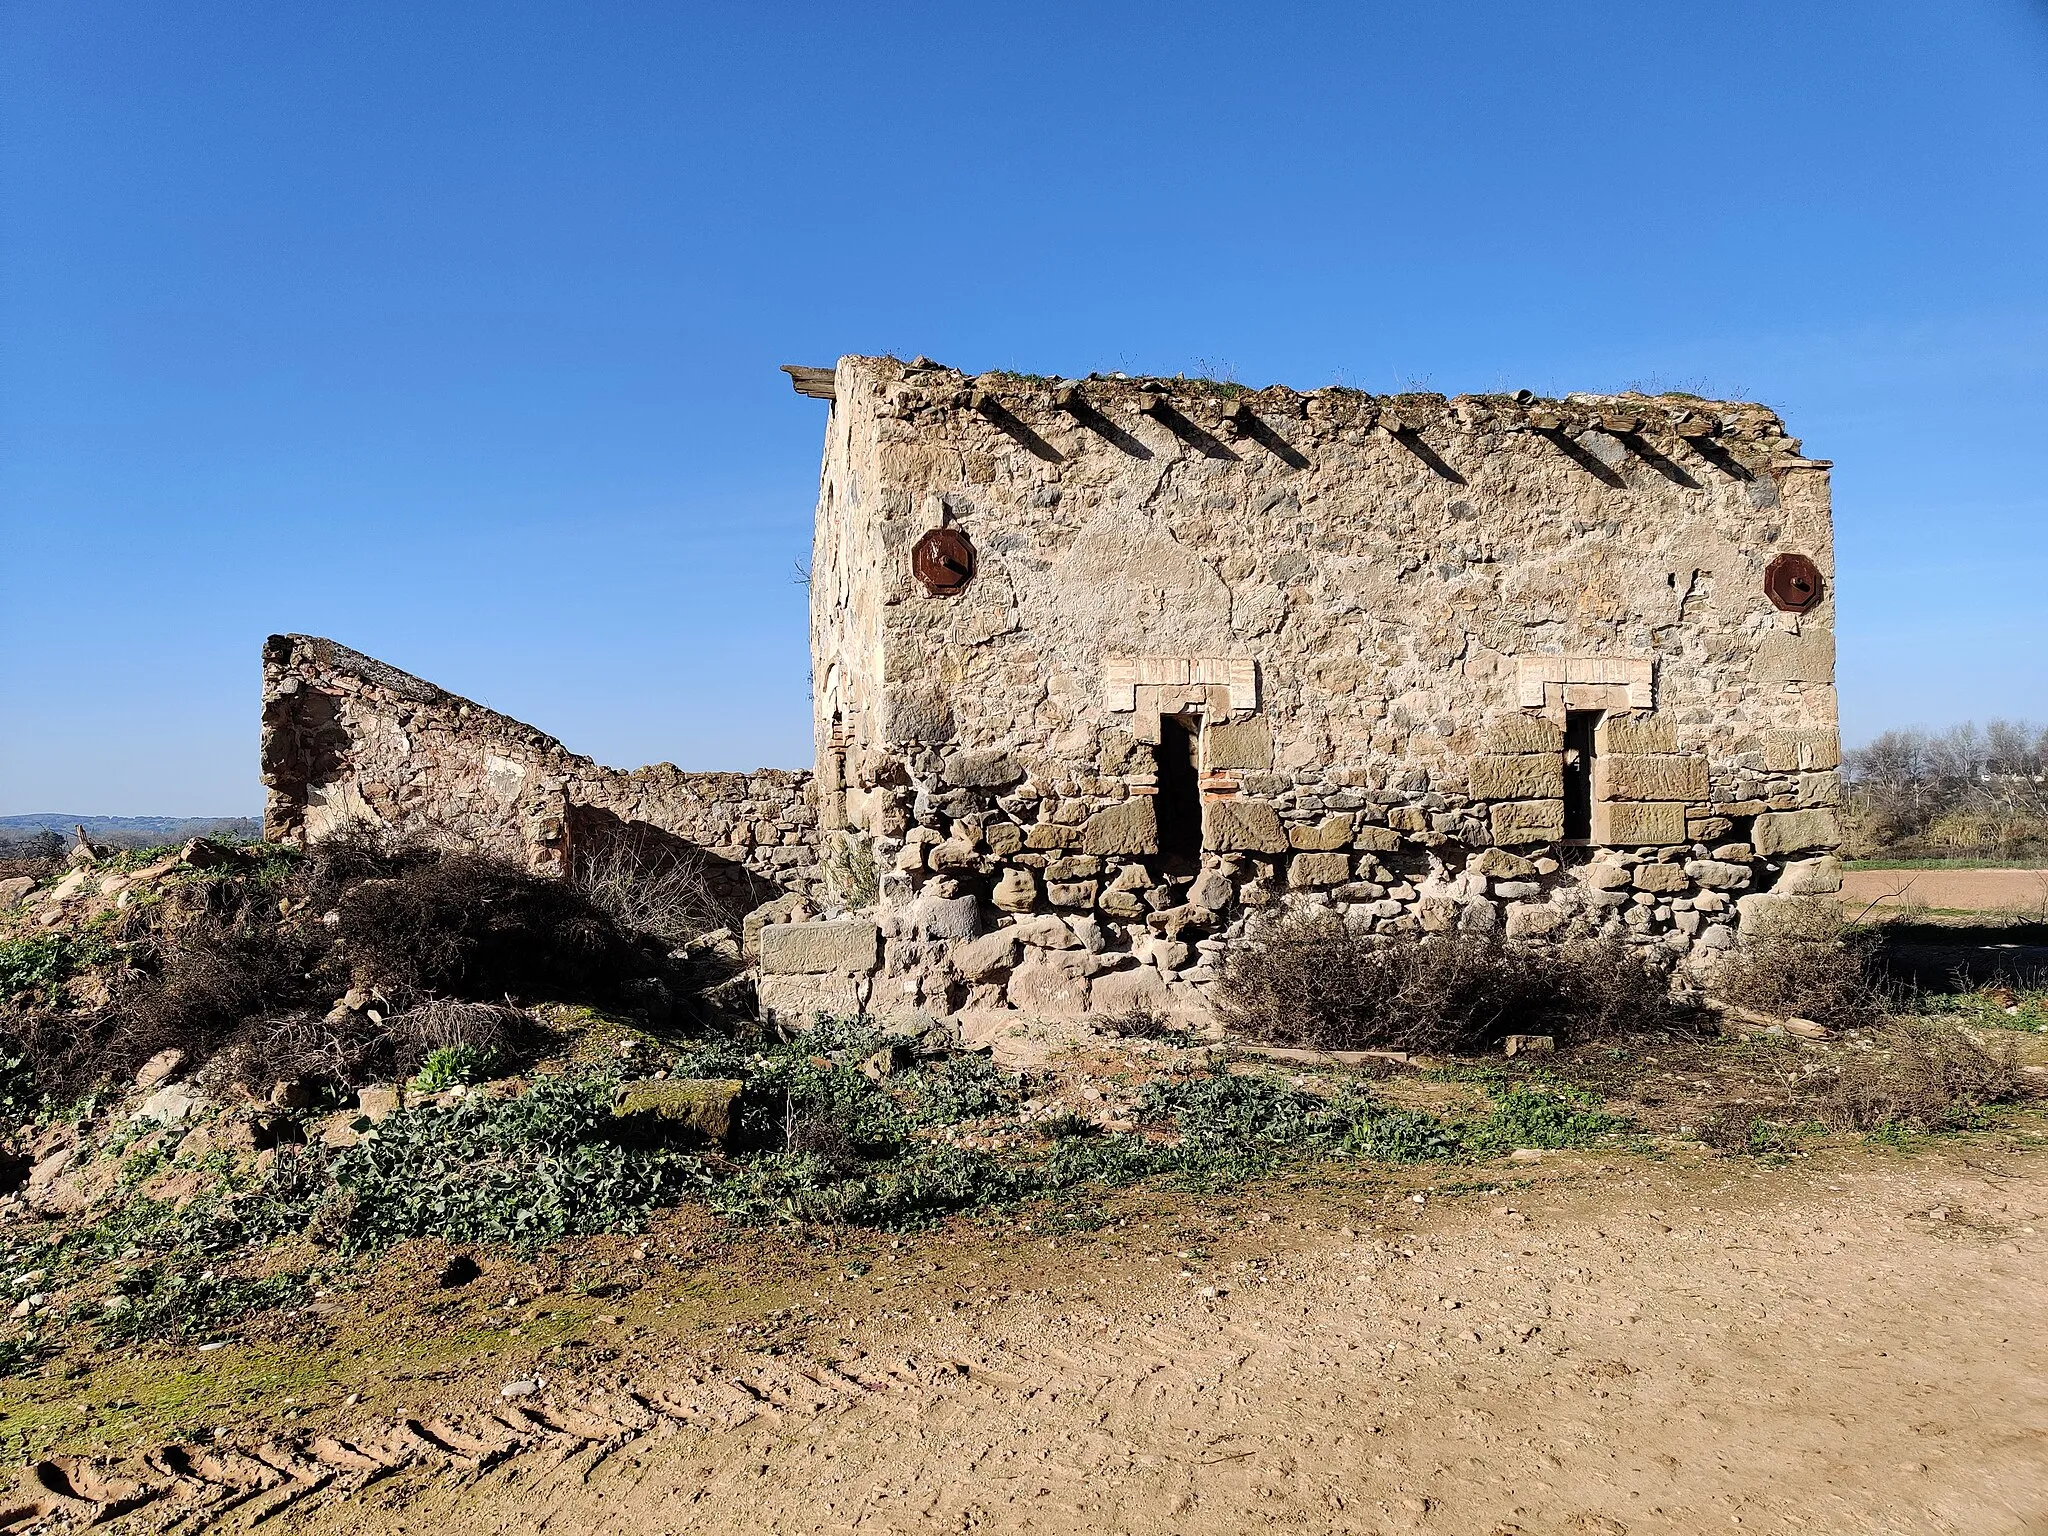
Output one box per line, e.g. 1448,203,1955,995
147,1132,2035,1536
1844,866,2048,916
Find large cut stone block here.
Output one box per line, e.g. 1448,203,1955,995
1287,852,1351,888
613,1079,743,1146
1755,629,1835,683
1489,800,1565,845
1632,860,1688,893
1484,716,1562,755
1752,808,1840,856
1289,814,1354,851
1470,754,1564,800
1081,797,1158,856
1204,798,1289,853
1504,903,1565,939
951,929,1022,980
940,748,1024,788
757,972,867,1022
1776,856,1844,895
1596,716,1677,755
1202,717,1272,772
759,919,881,975
1592,801,1687,846
1006,953,1091,1016
1352,823,1403,851
1595,754,1708,803
1761,728,1842,772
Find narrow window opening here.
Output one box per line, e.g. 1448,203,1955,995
1563,710,1600,842
1155,713,1203,871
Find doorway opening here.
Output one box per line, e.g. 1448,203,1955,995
1563,710,1600,842
1155,713,1203,871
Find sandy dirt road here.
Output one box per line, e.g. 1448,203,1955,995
1843,867,2048,916
275,1140,2048,1536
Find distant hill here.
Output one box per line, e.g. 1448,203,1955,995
0,814,263,852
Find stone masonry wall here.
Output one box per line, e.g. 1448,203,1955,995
782,355,1843,1030
260,635,820,914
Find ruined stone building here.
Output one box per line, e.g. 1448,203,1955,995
262,354,1842,1029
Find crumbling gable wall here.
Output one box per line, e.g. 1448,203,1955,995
793,356,1841,1027
260,635,820,914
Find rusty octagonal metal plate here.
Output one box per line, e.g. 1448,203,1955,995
912,527,976,596
1763,553,1823,613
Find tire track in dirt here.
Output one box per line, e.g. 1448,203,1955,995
13,1144,2048,1535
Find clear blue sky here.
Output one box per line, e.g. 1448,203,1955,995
4,2,2046,815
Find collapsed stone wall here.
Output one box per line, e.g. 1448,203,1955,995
260,635,820,915
782,355,1844,1029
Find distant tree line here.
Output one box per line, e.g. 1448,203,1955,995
1844,720,2048,859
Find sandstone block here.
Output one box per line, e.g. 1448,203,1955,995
1596,716,1677,755
613,1079,743,1146
1013,914,1080,948
1697,923,1735,950
759,919,881,975
1779,729,1842,770
1485,716,1562,754
1288,852,1352,888
941,748,1024,788
1024,823,1081,849
1685,859,1751,890
1098,889,1148,919
1751,808,1840,856
1490,800,1565,845
1755,628,1834,683
1202,717,1272,772
1047,880,1099,907
983,822,1023,857
1388,807,1428,833
0,877,33,910
1591,801,1686,846
1472,848,1535,878
991,868,1038,912
952,929,1022,981
1205,798,1289,853
1081,798,1158,856
1352,824,1403,851
1091,966,1169,1018
1417,897,1459,932
1187,869,1233,910
1504,904,1564,939
1470,754,1565,800
1007,954,1090,1016
1493,880,1539,898
1632,861,1688,893
1584,863,1631,890
1776,855,1844,895
1798,772,1841,808
1289,814,1354,850
757,972,867,1023
1596,754,1708,803
906,893,978,940
1045,855,1102,881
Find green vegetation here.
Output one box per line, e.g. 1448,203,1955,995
1914,985,2048,1033
410,1043,501,1092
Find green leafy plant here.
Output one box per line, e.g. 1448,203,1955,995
331,1072,711,1251
411,1043,501,1093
